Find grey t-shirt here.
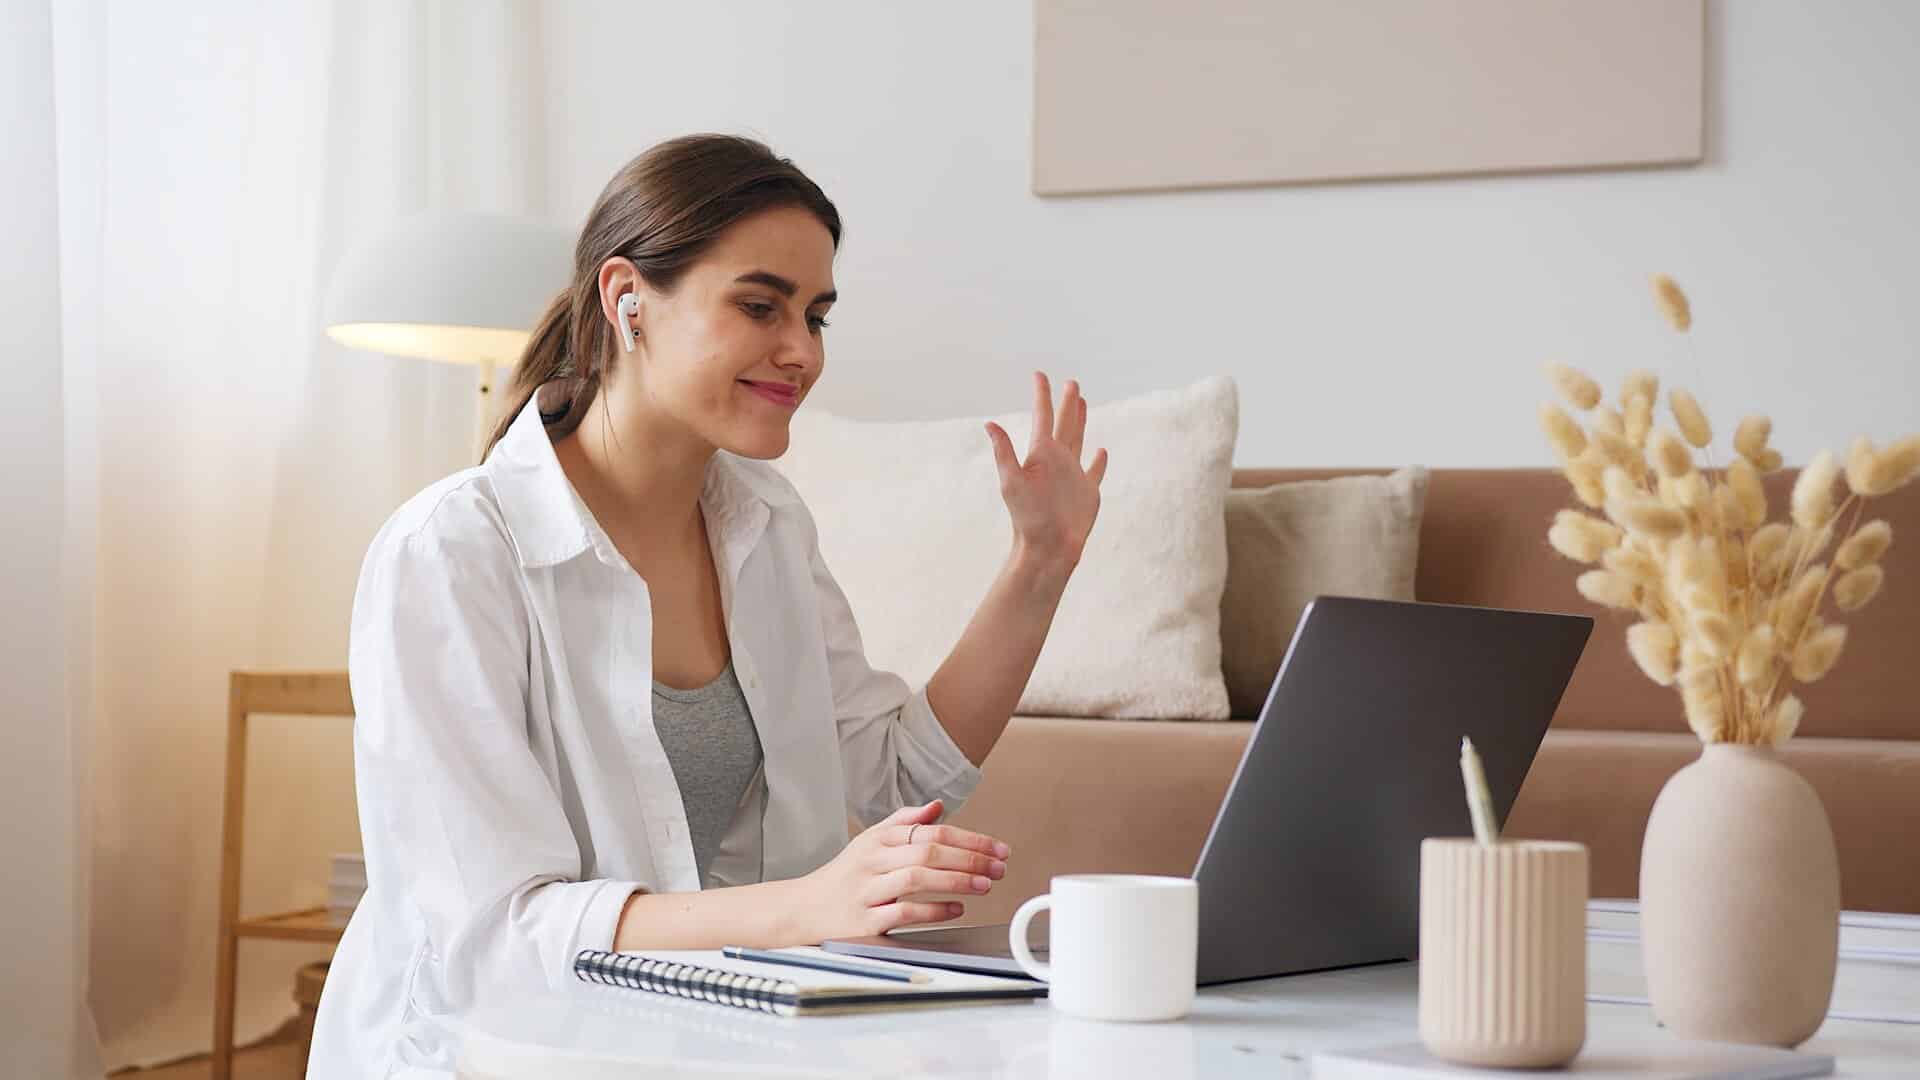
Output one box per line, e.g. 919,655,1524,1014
650,662,764,885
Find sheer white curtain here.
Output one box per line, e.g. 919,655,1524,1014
3,1,103,1074
44,0,550,1068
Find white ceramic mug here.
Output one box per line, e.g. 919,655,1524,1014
1008,874,1198,1022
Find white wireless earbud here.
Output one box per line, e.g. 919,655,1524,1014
616,292,639,352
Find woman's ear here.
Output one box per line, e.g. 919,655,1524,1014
595,257,644,352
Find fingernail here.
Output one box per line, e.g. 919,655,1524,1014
988,859,1007,879
972,875,992,892
994,841,1011,859
948,902,964,915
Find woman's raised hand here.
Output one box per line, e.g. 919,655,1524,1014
783,799,1011,941
983,372,1109,572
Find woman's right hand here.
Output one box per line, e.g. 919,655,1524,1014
783,799,1011,942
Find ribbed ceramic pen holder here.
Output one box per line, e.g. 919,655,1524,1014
1418,838,1589,1068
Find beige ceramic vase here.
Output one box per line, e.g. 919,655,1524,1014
1639,743,1840,1046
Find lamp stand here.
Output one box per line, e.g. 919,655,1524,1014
475,358,497,462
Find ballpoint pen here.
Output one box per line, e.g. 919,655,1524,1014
721,945,932,984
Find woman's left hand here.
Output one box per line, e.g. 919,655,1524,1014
984,372,1109,571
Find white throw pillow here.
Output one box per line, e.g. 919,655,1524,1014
775,376,1238,720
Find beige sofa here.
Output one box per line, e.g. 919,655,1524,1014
950,467,1920,921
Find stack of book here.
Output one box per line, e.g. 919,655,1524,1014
1585,898,1920,1025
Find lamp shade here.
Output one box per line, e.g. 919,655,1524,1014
323,212,574,366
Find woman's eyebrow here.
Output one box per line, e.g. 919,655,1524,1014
734,270,836,306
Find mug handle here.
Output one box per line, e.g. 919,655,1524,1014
1008,893,1052,981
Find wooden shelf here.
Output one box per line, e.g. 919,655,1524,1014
233,907,346,944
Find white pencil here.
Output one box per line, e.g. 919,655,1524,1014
1459,736,1499,845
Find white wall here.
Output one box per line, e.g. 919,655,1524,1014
540,1,1919,467
0,0,91,1074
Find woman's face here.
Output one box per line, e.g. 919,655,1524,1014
606,204,835,460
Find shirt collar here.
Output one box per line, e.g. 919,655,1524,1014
486,385,798,570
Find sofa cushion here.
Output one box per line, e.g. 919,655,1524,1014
777,377,1238,720
1220,467,1428,717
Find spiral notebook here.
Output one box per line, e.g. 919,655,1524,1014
573,947,1047,1017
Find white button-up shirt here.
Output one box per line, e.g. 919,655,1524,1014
309,391,983,1078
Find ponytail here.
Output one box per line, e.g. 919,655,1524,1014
482,288,597,460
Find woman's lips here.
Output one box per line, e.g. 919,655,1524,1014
739,380,799,409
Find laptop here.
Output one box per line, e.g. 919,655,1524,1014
823,596,1593,986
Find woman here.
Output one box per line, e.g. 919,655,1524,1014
309,134,1108,1077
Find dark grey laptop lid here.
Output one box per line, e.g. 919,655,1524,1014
1191,596,1590,984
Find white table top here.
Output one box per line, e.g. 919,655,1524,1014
454,960,1918,1078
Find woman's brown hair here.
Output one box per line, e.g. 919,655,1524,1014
484,134,841,459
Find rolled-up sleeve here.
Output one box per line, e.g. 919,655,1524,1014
807,536,983,828
349,518,640,1001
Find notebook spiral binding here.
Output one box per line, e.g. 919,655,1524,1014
573,949,797,1015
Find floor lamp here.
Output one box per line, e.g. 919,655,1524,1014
323,212,573,458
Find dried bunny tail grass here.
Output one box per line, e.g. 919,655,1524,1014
1772,563,1829,640
1726,458,1767,529
1576,569,1638,610
1792,521,1836,564
1755,448,1785,473
1666,536,1727,614
1683,575,1729,619
1790,623,1848,682
1840,435,1920,497
1652,274,1692,333
1602,543,1663,588
1723,532,1750,589
1649,429,1694,478
1691,611,1737,659
1669,389,1713,449
1657,472,1708,513
1749,522,1792,586
1592,406,1627,441
1681,680,1724,742
1872,434,1920,493
1602,465,1641,505
1620,498,1689,541
1590,430,1642,473
1547,363,1602,410
1664,534,1707,585
1751,522,1790,560
1539,403,1588,461
1710,483,1744,534
1736,624,1777,688
1833,564,1885,612
1622,370,1660,406
1845,437,1882,496
1623,393,1655,449
1734,415,1773,462
1626,621,1679,686
1564,453,1608,508
1768,694,1804,746
1835,519,1893,570
1548,510,1622,563
1678,639,1719,684
1791,450,1841,529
